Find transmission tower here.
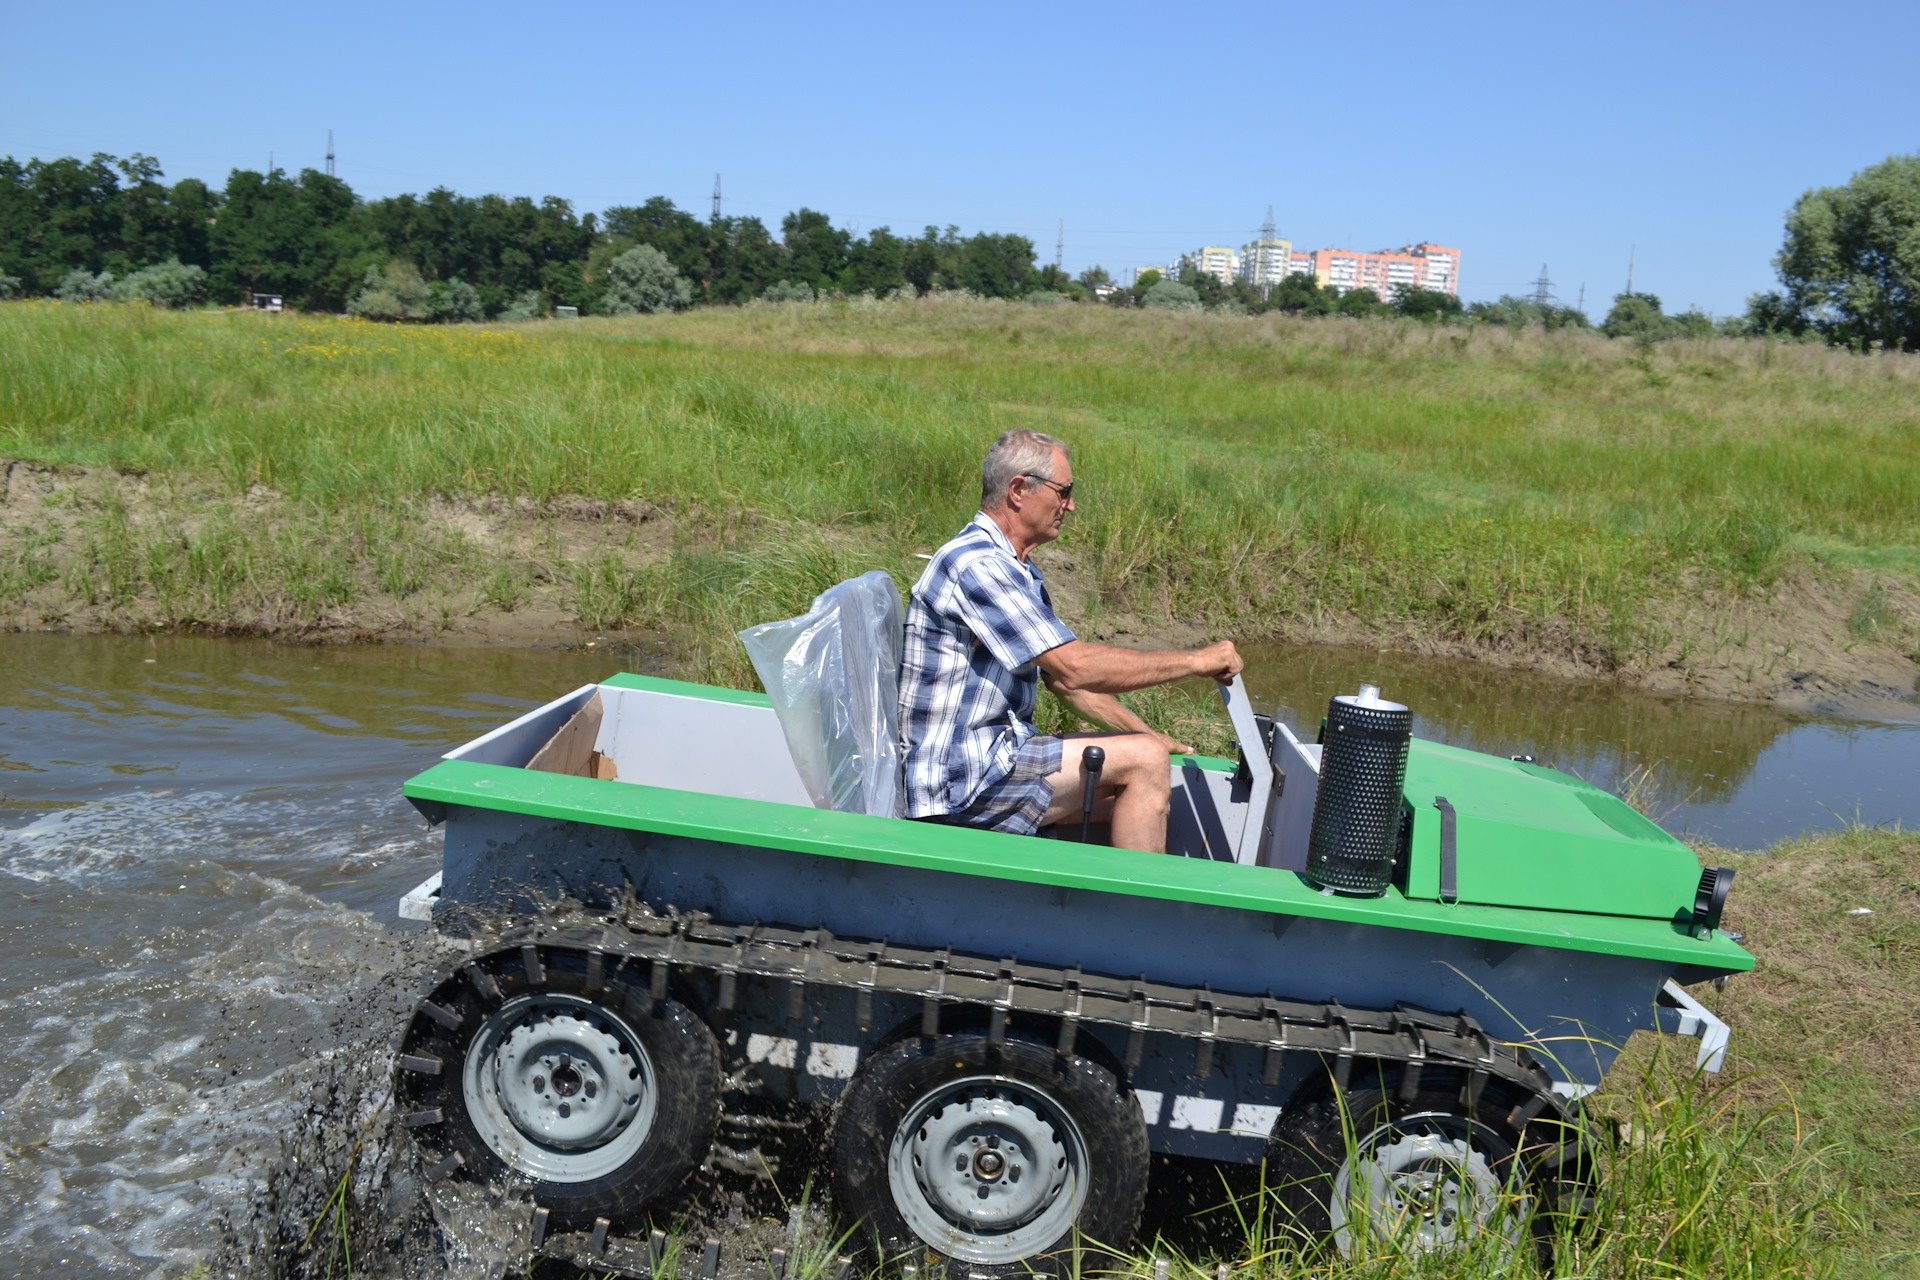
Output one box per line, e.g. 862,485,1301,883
1531,264,1556,308
326,130,335,178
1261,205,1277,241
1577,283,1586,313
1625,244,1635,296
712,174,722,220
1055,220,1064,271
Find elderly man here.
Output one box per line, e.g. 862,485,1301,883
900,429,1244,853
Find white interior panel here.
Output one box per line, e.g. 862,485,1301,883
595,686,814,808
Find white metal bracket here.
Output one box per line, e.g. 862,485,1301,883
399,871,443,923
1656,978,1730,1072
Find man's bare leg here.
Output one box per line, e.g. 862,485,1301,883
1038,732,1173,854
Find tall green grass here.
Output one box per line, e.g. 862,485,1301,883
3,298,1917,664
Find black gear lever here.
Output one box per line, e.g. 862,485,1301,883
1078,745,1105,843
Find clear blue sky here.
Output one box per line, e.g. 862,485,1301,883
5,0,1916,318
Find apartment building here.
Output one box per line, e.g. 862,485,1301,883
1181,245,1238,285
1288,242,1460,300
1237,237,1292,289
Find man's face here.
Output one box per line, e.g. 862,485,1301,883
1018,447,1076,546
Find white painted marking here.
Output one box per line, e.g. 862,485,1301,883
1228,1104,1282,1137
1551,1081,1596,1101
1170,1096,1225,1132
805,1042,860,1079
747,1034,797,1069
1133,1090,1164,1125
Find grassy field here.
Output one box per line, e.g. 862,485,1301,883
3,298,1918,704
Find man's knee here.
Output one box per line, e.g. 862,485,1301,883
1107,734,1171,792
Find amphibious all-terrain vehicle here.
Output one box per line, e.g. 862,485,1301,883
392,665,1751,1269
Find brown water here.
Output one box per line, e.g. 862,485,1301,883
0,632,1913,1275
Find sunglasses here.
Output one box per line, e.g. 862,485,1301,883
1021,474,1075,502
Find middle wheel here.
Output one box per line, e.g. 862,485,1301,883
831,1032,1148,1273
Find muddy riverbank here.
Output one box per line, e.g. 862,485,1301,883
6,458,1916,718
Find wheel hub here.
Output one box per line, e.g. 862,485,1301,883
1331,1115,1521,1255
888,1076,1089,1263
492,1013,640,1149
462,993,658,1182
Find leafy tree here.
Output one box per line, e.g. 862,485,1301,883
780,208,851,292
603,197,712,290
1143,280,1201,310
1267,272,1332,316
1770,153,1920,350
1601,291,1683,342
846,226,908,296
1077,265,1111,289
117,257,207,308
1727,289,1808,338
347,260,434,321
56,268,114,301
1177,262,1233,308
431,278,484,322
1335,286,1385,318
602,244,691,314
761,279,815,303
1467,294,1589,330
1391,284,1464,321
0,272,20,299
211,167,372,309
500,289,545,321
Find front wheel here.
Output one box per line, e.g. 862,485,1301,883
1265,1064,1563,1263
396,948,721,1229
831,1033,1148,1275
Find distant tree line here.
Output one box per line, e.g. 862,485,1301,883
0,152,1071,317
7,149,1915,347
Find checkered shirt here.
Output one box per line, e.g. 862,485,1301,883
900,513,1077,819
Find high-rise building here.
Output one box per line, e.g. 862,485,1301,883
1287,242,1460,300
1237,237,1292,289
1181,245,1238,285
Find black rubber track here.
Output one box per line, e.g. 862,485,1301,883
831,1032,1148,1276
397,948,721,1230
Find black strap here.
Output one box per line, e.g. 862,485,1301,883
1434,796,1458,904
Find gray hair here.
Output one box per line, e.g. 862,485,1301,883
981,429,1070,509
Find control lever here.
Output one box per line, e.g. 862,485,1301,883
1078,745,1105,843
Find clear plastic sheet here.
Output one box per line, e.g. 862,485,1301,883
738,570,906,817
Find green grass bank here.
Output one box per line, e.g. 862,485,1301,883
3,298,1918,706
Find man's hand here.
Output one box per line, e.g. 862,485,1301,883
1150,729,1195,755
1191,640,1244,683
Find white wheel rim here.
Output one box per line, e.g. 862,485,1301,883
886,1074,1089,1264
461,993,657,1182
1330,1112,1524,1256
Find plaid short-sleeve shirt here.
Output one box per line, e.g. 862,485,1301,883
900,513,1077,818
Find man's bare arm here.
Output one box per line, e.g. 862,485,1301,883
1034,638,1243,696
1040,676,1194,754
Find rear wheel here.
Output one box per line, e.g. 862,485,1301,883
396,948,720,1229
831,1033,1148,1275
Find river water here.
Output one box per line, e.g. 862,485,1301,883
1,632,1914,1277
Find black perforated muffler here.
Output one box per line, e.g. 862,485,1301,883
1305,685,1412,896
